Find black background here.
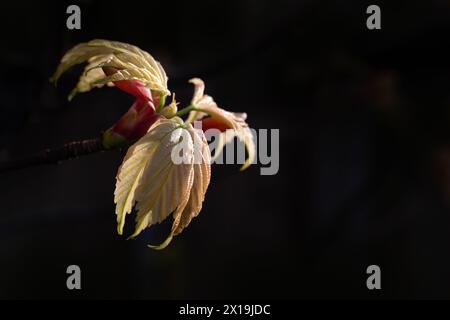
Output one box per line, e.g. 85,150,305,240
1,0,450,299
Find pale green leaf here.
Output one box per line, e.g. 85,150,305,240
50,39,170,98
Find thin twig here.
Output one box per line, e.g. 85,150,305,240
0,136,106,174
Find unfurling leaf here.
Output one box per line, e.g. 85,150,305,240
114,117,211,249
50,39,170,98
187,78,256,170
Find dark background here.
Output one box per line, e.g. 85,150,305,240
1,0,450,299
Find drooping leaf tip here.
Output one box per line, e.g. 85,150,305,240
147,235,174,250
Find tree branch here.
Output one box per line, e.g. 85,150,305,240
0,136,106,174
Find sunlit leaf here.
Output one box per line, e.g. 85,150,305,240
50,39,170,98
114,117,211,249
187,78,256,170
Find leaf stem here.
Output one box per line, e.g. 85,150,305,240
156,94,166,113
175,104,210,119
